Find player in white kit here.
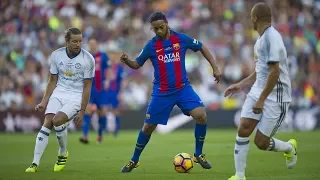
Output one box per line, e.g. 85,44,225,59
25,28,95,172
224,3,297,180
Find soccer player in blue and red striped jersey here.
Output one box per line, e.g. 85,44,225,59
105,53,125,136
79,37,109,144
120,12,222,172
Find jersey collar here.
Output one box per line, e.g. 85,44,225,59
66,47,81,59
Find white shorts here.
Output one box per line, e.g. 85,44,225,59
240,95,290,137
45,97,81,121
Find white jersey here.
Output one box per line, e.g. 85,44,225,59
249,26,291,103
49,47,95,100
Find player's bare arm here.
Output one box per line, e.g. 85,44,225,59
74,78,93,127
120,53,141,69
224,70,256,97
200,45,221,83
253,62,280,114
35,74,58,112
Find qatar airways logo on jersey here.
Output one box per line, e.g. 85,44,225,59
157,52,180,63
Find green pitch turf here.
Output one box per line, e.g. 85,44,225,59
1,129,319,180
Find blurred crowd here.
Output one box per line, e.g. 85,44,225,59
1,0,320,111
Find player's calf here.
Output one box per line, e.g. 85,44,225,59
121,123,155,173
80,114,91,144
53,112,69,157
26,114,54,172
231,118,258,179
255,130,297,168
141,123,157,135
80,106,92,143
189,107,212,169
255,130,293,152
190,107,207,124
53,113,69,172
96,108,108,143
254,131,270,150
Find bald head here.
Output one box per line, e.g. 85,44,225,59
251,3,272,23
250,3,272,31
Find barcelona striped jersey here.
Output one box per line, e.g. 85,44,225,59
136,30,202,96
92,52,109,92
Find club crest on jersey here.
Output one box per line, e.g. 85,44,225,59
75,63,81,69
63,70,75,77
173,43,180,50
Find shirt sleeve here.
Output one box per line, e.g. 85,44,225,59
84,55,95,79
267,33,281,63
49,53,58,75
180,33,203,52
136,42,151,66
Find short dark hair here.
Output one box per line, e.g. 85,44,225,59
65,28,82,41
149,12,167,23
253,3,272,23
88,36,97,42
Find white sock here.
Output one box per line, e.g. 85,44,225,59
234,135,250,178
267,137,292,153
54,124,67,156
32,126,51,165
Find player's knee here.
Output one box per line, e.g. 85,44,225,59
97,107,108,117
196,112,207,124
52,112,68,126
237,118,257,137
142,123,157,135
43,114,54,129
192,110,207,124
237,121,255,137
53,118,65,127
237,126,252,137
97,110,104,117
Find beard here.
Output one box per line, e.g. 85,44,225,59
70,46,80,53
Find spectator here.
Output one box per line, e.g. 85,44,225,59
0,0,319,110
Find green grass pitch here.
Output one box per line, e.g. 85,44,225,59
1,129,319,180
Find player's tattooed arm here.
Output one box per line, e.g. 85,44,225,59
200,45,222,83
258,62,280,102
120,53,141,69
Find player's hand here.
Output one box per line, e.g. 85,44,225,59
224,83,242,97
74,110,85,128
35,102,47,112
120,53,129,64
253,99,264,114
212,66,222,83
